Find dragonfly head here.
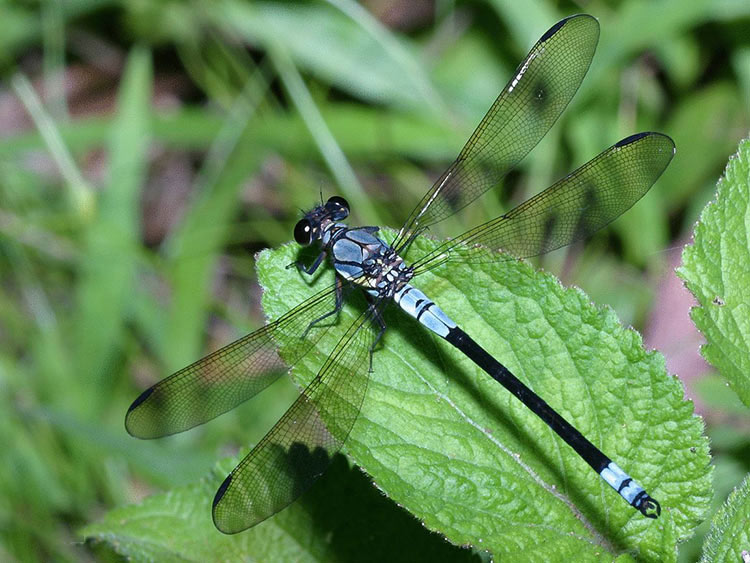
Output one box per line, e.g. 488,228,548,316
294,196,350,246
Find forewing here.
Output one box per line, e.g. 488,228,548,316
413,132,676,272
393,14,599,253
212,304,382,533
125,283,342,439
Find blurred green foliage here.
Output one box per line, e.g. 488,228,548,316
0,0,749,561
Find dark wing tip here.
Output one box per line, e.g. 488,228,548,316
540,17,568,42
212,474,239,534
614,132,652,147
213,473,232,509
127,386,154,413
124,387,155,437
540,13,599,42
614,131,677,154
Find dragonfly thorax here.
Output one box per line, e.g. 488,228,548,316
330,227,413,298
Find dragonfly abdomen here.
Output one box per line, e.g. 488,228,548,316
394,285,457,338
442,326,660,518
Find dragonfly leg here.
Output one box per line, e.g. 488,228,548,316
364,297,387,372
302,277,345,338
288,250,326,275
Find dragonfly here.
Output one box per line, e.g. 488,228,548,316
126,14,674,534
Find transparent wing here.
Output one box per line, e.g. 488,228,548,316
412,132,676,273
212,303,383,534
125,283,344,439
393,14,600,254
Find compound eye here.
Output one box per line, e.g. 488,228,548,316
294,219,313,245
327,196,349,218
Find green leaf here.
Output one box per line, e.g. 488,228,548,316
699,473,750,562
678,138,750,407
257,232,710,561
83,454,478,562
